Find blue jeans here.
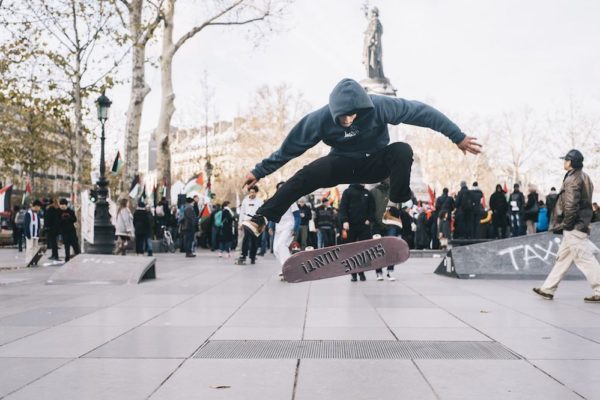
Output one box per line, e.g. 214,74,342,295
220,241,232,253
184,230,195,254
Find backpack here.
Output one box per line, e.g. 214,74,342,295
15,210,27,227
460,190,473,212
214,210,223,228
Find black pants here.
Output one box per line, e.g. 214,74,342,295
241,228,258,260
47,230,59,259
62,231,80,262
347,223,372,280
183,229,195,254
258,143,413,222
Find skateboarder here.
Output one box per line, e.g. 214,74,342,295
533,149,600,303
242,78,481,236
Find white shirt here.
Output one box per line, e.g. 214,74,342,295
277,203,299,229
239,195,264,222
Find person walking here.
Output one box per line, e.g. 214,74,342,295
24,200,42,264
11,205,25,252
470,182,484,238
114,198,134,255
296,197,312,250
238,186,263,264
533,149,600,303
241,78,481,236
57,199,80,261
339,183,376,282
133,201,153,256
524,183,539,235
218,201,235,258
182,197,196,258
489,184,509,239
545,187,559,222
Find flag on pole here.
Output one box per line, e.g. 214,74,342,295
183,173,204,197
140,185,147,203
110,151,123,175
322,187,341,208
22,180,32,205
0,185,13,213
503,182,508,194
200,203,211,218
427,185,436,207
129,175,141,199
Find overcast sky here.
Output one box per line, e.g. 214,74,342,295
111,0,600,133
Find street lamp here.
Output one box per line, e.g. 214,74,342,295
86,91,115,254
204,157,214,184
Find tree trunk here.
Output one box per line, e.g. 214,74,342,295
124,0,151,194
155,0,175,199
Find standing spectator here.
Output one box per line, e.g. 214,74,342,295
296,197,312,250
438,210,451,249
57,199,80,261
218,201,235,258
533,149,600,303
339,183,376,282
434,188,450,213
370,179,398,281
489,184,509,239
593,202,600,223
314,198,336,248
11,205,25,252
24,200,42,263
133,201,153,256
114,198,134,255
524,184,539,235
45,197,60,260
182,197,196,258
415,207,431,249
455,181,473,239
470,182,484,239
399,205,415,249
209,203,221,251
536,201,548,232
509,183,526,237
545,187,558,223
273,182,301,273
238,186,263,264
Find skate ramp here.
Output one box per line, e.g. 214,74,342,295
436,223,600,279
46,254,156,285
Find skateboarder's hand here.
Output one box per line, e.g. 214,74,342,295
457,136,482,155
242,172,259,189
343,222,350,230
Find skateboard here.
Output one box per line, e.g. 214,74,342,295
26,245,47,267
282,237,409,283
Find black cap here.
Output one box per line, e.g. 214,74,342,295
560,149,584,164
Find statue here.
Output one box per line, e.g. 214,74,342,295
363,7,385,80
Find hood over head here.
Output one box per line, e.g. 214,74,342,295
328,79,374,125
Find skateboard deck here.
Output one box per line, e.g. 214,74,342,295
282,237,409,283
26,245,47,267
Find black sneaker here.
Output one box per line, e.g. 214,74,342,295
242,214,267,237
533,288,553,300
359,272,366,281
250,259,256,264
350,275,358,282
584,295,600,303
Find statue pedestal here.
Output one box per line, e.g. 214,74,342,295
360,77,396,96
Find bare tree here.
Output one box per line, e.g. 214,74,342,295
155,0,289,197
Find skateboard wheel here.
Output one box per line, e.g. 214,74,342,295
305,246,314,251
372,234,382,239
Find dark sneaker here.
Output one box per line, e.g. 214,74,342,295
250,259,256,265
350,275,358,282
584,295,600,303
359,272,366,281
185,253,196,258
382,207,403,228
242,214,267,237
533,288,553,300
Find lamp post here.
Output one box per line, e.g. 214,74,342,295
86,91,115,254
204,157,214,184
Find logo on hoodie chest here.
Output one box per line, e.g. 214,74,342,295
343,125,360,138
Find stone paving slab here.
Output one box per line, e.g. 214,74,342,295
0,250,598,399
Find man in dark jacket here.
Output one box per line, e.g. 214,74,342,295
57,199,80,262
533,149,600,303
296,197,312,250
545,187,558,222
455,182,473,239
133,201,153,256
339,183,376,281
470,182,484,238
489,184,509,239
241,78,481,236
509,184,526,237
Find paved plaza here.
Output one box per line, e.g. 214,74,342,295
0,249,599,399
